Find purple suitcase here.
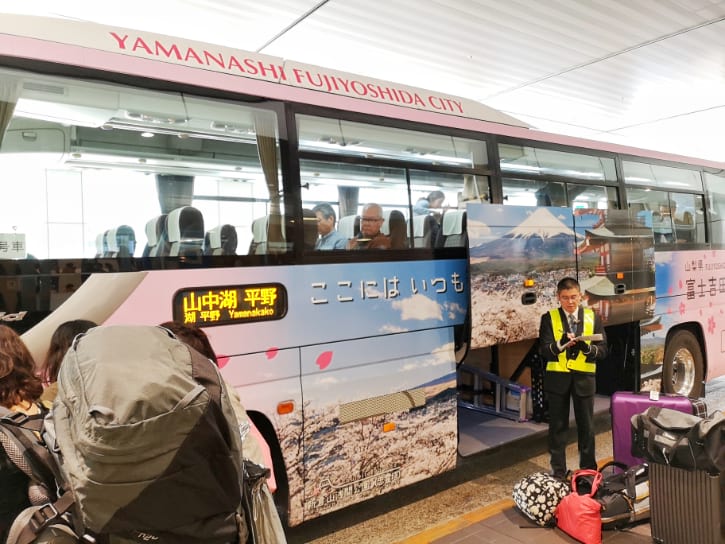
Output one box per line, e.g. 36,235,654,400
610,391,707,467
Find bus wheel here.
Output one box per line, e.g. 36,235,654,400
662,330,704,398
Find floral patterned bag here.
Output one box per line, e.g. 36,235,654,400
512,472,570,527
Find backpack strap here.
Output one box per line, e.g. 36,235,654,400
7,492,76,544
0,406,79,544
0,405,60,491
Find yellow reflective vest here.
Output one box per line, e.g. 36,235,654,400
545,308,597,374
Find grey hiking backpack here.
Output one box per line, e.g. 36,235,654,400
22,325,247,544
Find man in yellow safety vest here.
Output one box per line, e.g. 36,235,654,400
538,277,607,480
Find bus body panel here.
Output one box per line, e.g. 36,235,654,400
299,327,457,522
642,249,725,389
468,204,655,349
23,260,466,525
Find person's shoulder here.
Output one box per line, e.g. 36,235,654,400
331,230,348,248
40,382,58,404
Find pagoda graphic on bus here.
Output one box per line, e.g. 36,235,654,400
467,204,655,349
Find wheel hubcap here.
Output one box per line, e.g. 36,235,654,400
670,347,696,395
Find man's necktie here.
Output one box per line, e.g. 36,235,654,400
568,313,576,334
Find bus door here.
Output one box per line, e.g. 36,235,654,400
572,208,655,392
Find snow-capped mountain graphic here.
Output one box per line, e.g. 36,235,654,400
470,207,576,259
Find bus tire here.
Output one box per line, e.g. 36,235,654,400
662,329,704,398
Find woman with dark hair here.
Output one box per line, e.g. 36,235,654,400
413,190,445,215
0,325,43,412
40,319,97,403
0,325,45,541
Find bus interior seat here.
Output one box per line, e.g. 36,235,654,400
338,215,360,240
114,225,136,258
103,228,119,257
206,224,238,255
388,210,408,249
302,209,318,250
674,210,695,242
143,214,169,257
203,231,212,255
411,214,438,248
380,209,392,235
249,216,269,255
265,214,287,253
167,206,205,257
248,214,288,254
95,233,106,258
436,209,467,248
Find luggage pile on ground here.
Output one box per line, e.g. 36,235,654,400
630,404,724,544
513,389,723,544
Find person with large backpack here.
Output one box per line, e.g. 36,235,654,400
0,325,49,542
6,324,250,544
159,321,286,543
158,321,276,490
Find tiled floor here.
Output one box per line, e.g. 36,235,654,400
430,503,651,544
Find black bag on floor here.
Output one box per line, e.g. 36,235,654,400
631,406,725,473
596,462,650,529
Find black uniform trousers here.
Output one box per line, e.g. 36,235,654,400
545,370,597,476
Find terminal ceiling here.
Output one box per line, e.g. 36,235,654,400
6,0,725,162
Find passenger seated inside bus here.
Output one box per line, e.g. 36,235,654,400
413,190,445,216
347,203,390,250
312,203,347,250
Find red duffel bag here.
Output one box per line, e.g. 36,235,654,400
555,469,603,544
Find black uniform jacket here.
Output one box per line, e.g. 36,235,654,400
538,307,608,396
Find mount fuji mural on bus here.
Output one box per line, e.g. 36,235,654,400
466,203,655,348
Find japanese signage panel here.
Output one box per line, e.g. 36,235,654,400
0,233,26,259
172,283,287,326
